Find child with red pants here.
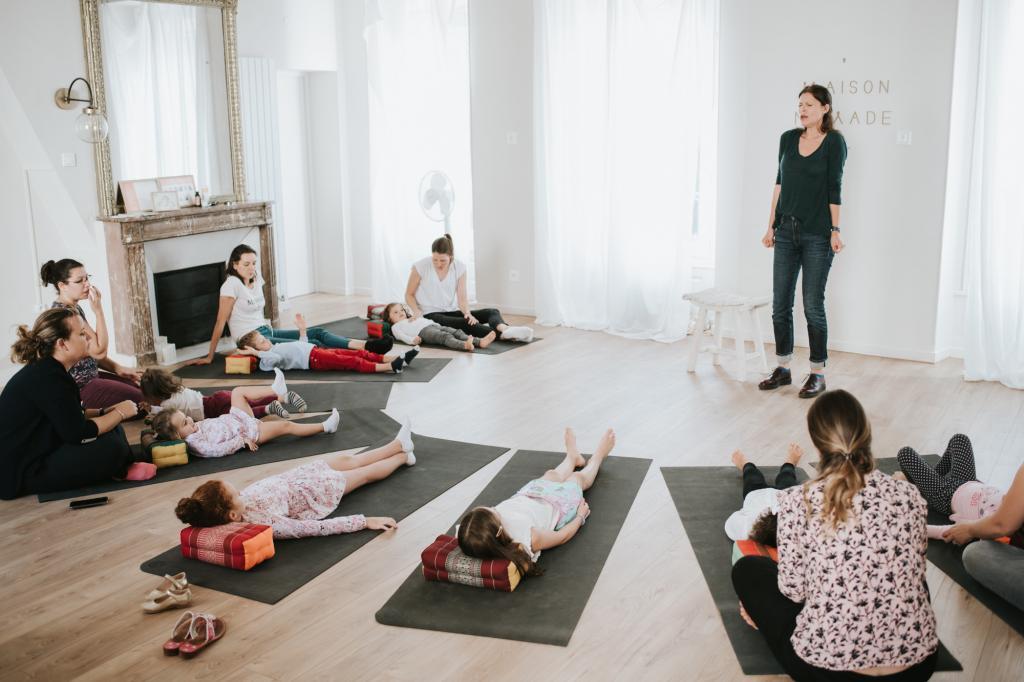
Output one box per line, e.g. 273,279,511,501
141,367,307,419
236,314,418,374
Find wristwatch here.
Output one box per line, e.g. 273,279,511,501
830,226,841,233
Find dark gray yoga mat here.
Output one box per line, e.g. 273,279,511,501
37,409,400,502
173,354,450,383
197,381,392,411
374,449,652,646
140,432,510,604
321,316,539,356
660,466,961,675
874,455,1024,638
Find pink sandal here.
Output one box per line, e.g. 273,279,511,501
162,611,197,656
179,613,226,658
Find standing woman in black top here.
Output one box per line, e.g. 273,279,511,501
0,308,142,500
759,84,847,399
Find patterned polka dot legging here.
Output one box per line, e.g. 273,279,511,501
897,433,976,515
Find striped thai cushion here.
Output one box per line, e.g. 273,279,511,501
420,534,521,592
180,522,275,571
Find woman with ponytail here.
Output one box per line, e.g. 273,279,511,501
42,258,145,410
759,84,847,399
0,308,150,499
732,390,939,680
403,234,534,342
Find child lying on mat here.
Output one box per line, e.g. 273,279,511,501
141,367,306,421
896,433,1009,541
383,303,497,352
457,428,614,578
149,383,337,458
174,419,417,538
235,313,417,374
725,444,805,547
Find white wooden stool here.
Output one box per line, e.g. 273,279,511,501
683,288,771,381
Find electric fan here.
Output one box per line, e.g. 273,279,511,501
418,171,455,235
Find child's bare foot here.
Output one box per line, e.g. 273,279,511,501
786,443,804,466
731,449,748,470
594,428,616,460
564,427,586,468
478,330,497,349
463,338,475,352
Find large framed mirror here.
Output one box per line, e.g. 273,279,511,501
79,0,245,216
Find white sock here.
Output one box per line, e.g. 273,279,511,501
397,417,414,453
322,408,340,434
405,451,416,466
271,368,288,400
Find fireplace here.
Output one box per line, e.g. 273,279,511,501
153,263,227,348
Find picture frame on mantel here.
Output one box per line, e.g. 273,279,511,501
158,175,197,207
117,178,159,212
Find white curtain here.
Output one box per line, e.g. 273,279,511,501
101,1,228,193
364,0,475,302
963,1,1024,388
534,0,718,341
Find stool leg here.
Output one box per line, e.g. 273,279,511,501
687,306,707,372
751,308,769,372
733,309,747,381
712,309,724,366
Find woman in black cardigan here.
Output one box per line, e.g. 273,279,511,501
0,308,142,499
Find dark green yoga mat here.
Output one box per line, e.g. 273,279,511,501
374,449,652,646
321,316,540,356
140,432,510,604
37,409,401,503
873,455,1024,638
173,354,450,382
197,381,392,411
660,466,962,675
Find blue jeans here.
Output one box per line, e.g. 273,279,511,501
772,216,833,369
254,325,353,350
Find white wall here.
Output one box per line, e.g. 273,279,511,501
307,71,348,294
237,0,336,72
717,0,959,363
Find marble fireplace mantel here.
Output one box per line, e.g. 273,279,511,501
102,202,279,366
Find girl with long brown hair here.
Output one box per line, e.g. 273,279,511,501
732,390,938,680
457,428,613,578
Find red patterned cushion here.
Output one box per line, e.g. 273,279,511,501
180,522,275,571
420,534,521,591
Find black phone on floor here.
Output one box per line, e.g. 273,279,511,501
69,496,109,510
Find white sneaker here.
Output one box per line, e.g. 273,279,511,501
500,326,533,342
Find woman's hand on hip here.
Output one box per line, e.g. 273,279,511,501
831,231,844,253
761,228,775,248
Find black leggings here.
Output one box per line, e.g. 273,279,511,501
425,308,507,338
897,434,975,515
23,425,135,495
732,556,938,681
743,462,799,499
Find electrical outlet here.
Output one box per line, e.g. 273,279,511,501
508,269,520,282
61,153,77,167
896,130,913,145
506,131,518,145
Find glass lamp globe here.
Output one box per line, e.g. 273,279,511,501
75,107,109,143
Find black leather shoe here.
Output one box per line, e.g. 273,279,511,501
758,367,792,391
798,373,826,399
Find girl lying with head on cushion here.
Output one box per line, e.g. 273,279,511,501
141,367,306,421
383,302,496,352
174,420,417,538
456,428,614,578
235,313,418,374
149,382,336,458
724,444,805,548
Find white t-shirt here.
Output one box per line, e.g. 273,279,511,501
724,488,780,541
390,317,435,345
494,495,560,561
413,257,466,315
153,387,205,422
220,275,268,340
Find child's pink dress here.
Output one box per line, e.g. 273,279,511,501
240,460,366,539
184,406,261,457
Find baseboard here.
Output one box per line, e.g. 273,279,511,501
354,287,373,297
707,328,943,364
934,346,965,362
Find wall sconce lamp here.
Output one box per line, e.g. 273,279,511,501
54,77,109,144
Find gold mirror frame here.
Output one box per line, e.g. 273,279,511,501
79,0,245,217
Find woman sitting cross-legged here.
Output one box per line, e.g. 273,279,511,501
732,390,939,681
174,421,416,538
0,308,152,500
457,428,613,578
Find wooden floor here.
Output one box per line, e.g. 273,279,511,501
1,293,1021,681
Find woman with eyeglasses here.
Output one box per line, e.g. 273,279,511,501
41,258,145,410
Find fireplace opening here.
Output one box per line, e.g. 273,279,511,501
153,262,228,348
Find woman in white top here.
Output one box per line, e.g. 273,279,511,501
403,235,534,342
190,245,392,365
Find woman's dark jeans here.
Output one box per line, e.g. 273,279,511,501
772,216,834,370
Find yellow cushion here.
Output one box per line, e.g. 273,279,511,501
151,440,188,468
225,355,254,374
